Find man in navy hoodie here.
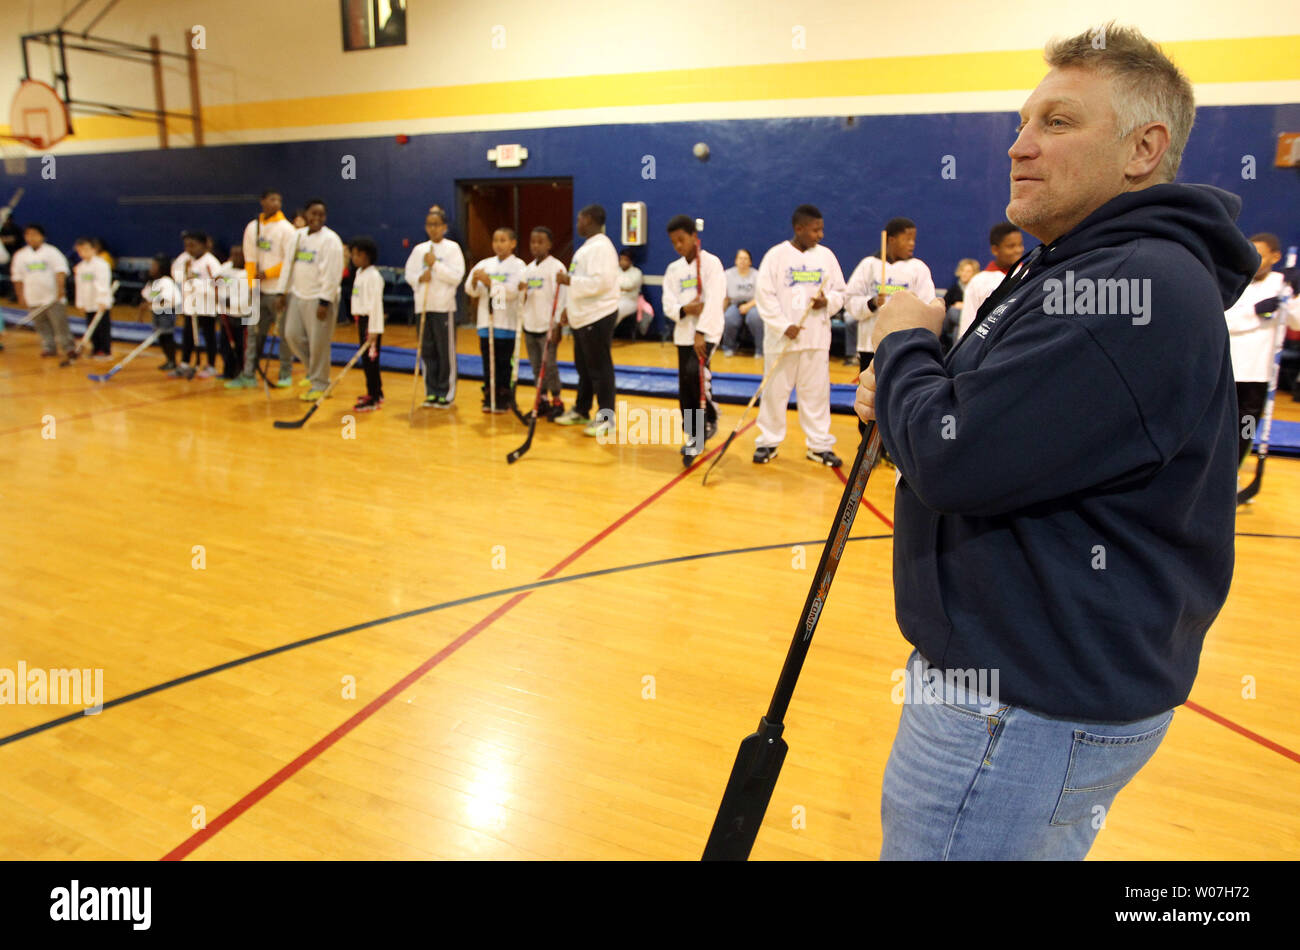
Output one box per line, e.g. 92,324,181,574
855,22,1258,859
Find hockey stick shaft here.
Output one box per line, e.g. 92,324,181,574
272,342,367,428
411,279,428,418
506,281,562,463
88,328,163,381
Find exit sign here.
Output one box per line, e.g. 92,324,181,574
487,144,528,168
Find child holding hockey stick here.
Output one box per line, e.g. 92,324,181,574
348,237,385,412
70,236,114,362
663,215,725,465
518,226,567,420
172,230,221,379
216,246,252,380
11,223,73,358
403,209,465,408
465,227,526,413
139,254,183,371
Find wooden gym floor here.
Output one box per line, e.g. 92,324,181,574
0,315,1297,860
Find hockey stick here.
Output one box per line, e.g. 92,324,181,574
0,187,23,228
701,285,821,485
177,313,203,380
88,328,163,382
703,421,884,860
1237,308,1287,504
687,234,709,464
272,342,366,428
62,279,121,366
14,301,55,328
488,282,498,414
411,279,428,421
506,283,562,464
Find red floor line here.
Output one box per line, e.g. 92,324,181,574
831,463,895,529
161,426,737,860
542,420,755,579
1183,700,1300,765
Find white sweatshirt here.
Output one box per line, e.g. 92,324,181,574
844,256,938,352
11,243,69,306
74,255,113,312
404,238,465,314
350,265,386,334
143,276,183,317
662,248,726,345
957,269,1005,339
172,251,222,316
1226,270,1288,383
754,241,846,353
216,263,253,318
520,256,568,333
565,232,620,328
465,254,526,332
242,213,297,294
618,265,643,317
288,226,344,303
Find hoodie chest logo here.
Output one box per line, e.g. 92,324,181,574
975,297,1016,338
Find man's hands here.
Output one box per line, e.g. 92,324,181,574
472,269,491,289
853,366,877,422
869,290,946,352
810,290,828,310
783,324,802,340
554,271,571,286
682,299,704,318
423,250,437,268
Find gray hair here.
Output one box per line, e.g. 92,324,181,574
1045,21,1194,182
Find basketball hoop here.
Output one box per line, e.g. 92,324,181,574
7,79,70,151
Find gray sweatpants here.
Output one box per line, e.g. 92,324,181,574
32,301,73,353
240,291,294,382
283,294,338,391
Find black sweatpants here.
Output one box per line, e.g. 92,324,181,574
1237,380,1268,467
420,310,454,399
572,311,617,419
88,309,113,355
218,314,244,379
181,315,218,367
677,341,717,450
359,315,383,399
478,332,514,408
858,350,875,436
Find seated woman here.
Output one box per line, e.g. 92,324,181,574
721,248,761,356
615,251,643,336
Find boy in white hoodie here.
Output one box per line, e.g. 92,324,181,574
465,227,526,412
554,204,620,437
753,204,846,467
404,209,466,408
662,215,725,464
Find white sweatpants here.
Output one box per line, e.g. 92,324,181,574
755,347,835,452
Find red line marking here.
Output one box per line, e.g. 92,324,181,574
1183,700,1300,765
831,463,894,529
163,592,532,861
161,425,734,859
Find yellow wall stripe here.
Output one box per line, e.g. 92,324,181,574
19,34,1300,144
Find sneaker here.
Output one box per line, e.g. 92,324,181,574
224,376,254,389
301,388,326,401
159,360,176,371
435,396,451,409
547,398,565,420
354,395,382,412
722,348,736,358
753,446,778,464
806,449,843,467
424,395,439,407
93,352,112,361
555,409,588,427
481,402,492,413
41,350,58,358
705,420,718,440
842,356,857,366
274,378,293,389
197,366,215,379
583,419,612,438
297,378,311,388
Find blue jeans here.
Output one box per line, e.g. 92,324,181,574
722,302,764,355
881,649,1173,860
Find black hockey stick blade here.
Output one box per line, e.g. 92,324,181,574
1237,456,1265,504
701,430,738,485
702,716,788,860
506,416,539,464
273,404,320,429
